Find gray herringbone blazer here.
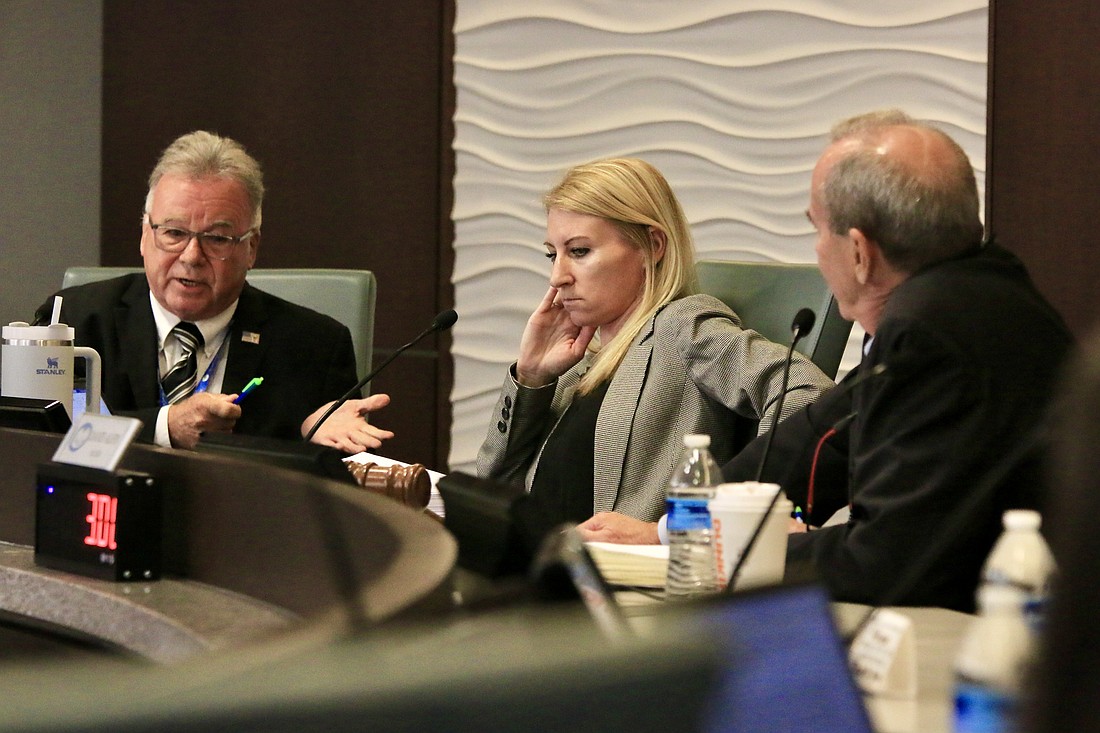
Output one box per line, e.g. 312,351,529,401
476,294,835,521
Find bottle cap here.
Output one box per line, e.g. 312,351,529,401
683,434,710,448
1002,509,1041,532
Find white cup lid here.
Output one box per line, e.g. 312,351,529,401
3,322,74,340
712,481,792,511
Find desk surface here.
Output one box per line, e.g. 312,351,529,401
834,603,971,733
0,543,295,663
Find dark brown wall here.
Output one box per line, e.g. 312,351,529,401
102,1,455,467
987,1,1100,338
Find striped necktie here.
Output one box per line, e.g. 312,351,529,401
161,321,204,404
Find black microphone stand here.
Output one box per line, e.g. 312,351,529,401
303,310,457,443
725,308,814,593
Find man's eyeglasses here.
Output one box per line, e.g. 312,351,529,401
146,217,256,261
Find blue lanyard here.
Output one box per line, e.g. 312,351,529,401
158,333,229,407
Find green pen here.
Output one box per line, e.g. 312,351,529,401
233,376,264,404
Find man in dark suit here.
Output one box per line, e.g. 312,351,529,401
35,131,392,452
580,110,1071,611
719,110,1073,610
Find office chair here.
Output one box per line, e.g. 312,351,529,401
61,267,376,382
695,260,852,379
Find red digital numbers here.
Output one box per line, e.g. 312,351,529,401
84,492,118,550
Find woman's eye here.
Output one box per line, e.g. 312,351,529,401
570,247,589,257
544,251,556,261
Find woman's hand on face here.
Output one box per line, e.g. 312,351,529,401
515,286,596,388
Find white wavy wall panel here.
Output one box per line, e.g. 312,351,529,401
450,1,988,472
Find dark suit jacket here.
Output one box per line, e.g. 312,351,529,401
723,243,1072,611
34,274,358,443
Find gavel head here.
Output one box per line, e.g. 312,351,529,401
346,461,431,509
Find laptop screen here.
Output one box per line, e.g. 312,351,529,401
684,584,874,733
537,528,872,733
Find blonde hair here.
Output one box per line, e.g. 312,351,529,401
543,158,698,393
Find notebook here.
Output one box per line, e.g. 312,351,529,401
584,541,669,588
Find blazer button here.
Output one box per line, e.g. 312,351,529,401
497,420,507,433
504,396,513,409
501,407,510,420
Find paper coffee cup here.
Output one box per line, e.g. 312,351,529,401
710,481,792,590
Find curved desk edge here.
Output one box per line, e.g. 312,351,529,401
0,427,458,657
0,543,297,663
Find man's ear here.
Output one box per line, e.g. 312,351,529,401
848,228,876,285
247,231,260,269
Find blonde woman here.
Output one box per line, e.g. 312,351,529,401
476,158,833,547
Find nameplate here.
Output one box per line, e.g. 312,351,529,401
848,608,917,699
52,413,142,472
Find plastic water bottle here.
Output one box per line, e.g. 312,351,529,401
981,509,1055,632
665,434,722,598
953,584,1033,733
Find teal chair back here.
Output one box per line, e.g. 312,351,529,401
61,267,376,382
695,260,852,379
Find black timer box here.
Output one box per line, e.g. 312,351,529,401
35,462,161,581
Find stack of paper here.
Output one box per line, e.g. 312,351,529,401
585,542,669,588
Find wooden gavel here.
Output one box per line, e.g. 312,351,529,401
346,461,431,510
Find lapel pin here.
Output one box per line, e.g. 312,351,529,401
241,331,261,345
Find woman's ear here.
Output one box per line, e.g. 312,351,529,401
648,226,668,264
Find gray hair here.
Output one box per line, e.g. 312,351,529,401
823,109,984,273
144,131,265,228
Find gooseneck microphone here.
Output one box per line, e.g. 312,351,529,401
754,307,816,482
303,308,458,443
726,358,891,593
723,308,814,593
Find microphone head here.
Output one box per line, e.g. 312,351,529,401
432,309,459,332
791,308,816,338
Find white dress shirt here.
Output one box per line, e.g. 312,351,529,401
148,293,237,447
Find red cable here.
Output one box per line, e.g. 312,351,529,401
807,427,838,518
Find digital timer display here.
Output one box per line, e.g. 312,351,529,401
84,492,118,550
35,463,161,582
